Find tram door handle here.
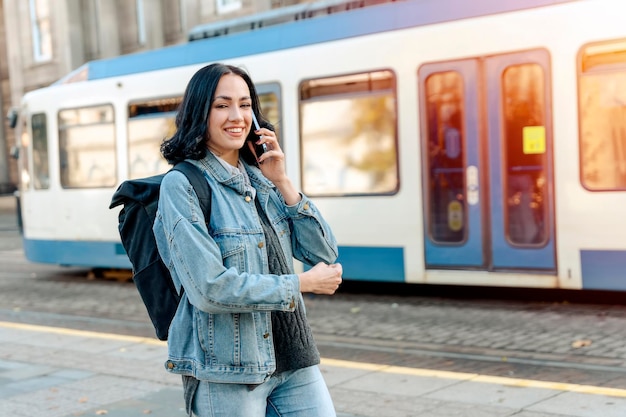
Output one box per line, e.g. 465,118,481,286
466,165,479,205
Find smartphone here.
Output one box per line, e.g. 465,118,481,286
250,111,268,157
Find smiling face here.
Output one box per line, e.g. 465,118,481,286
206,73,253,165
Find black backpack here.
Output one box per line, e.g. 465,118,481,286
109,161,211,340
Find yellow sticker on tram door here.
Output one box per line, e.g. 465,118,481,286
522,126,546,154
448,200,463,232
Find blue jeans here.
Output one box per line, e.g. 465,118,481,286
191,365,336,417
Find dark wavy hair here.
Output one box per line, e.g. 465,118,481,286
160,63,272,165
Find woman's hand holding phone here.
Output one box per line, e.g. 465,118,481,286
248,111,301,205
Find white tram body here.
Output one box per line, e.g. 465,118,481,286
14,0,626,291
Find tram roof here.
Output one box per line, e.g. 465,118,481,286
53,0,578,85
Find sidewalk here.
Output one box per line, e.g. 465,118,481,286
2,322,626,417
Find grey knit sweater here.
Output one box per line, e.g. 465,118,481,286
254,197,320,374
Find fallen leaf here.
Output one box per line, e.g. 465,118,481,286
95,410,108,415
571,339,592,348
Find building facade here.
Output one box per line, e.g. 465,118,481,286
0,0,305,194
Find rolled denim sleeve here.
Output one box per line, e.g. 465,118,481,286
284,193,339,266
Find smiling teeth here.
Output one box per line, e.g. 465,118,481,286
227,128,243,133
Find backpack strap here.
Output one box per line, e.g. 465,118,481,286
168,161,212,303
171,161,212,225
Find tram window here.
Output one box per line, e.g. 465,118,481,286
501,64,548,246
32,113,49,189
127,91,279,179
579,40,626,190
299,70,398,196
128,97,181,179
58,105,116,188
423,71,466,243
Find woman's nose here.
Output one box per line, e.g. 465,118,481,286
229,106,244,121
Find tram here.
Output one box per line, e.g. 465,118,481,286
13,0,626,291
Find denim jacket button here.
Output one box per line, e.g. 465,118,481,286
303,202,310,210
245,195,252,202
166,361,175,369
258,241,264,249
263,332,270,339
289,299,295,309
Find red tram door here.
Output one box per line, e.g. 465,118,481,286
420,49,556,272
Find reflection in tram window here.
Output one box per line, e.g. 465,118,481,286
258,91,281,138
128,98,180,179
58,105,116,188
424,71,466,243
32,113,49,189
20,120,31,190
300,70,398,196
501,64,548,246
579,40,626,190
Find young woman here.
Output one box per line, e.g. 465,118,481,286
153,63,342,417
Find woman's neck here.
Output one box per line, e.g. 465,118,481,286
208,146,239,167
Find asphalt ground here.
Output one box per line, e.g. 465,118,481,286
3,194,626,416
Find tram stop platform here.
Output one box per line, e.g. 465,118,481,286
1,321,626,417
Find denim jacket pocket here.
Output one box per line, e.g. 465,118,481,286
214,234,246,272
195,309,274,369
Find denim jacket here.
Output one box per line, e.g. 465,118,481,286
153,152,338,384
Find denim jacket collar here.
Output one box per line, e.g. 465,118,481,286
196,152,275,197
